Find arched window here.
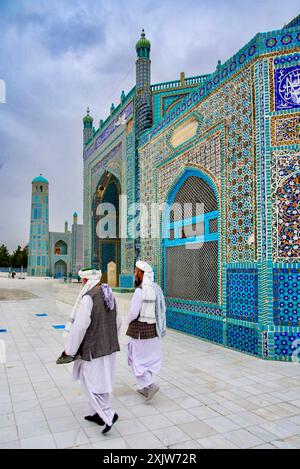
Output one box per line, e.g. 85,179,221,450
55,240,68,255
164,170,220,304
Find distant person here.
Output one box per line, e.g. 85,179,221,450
126,261,166,401
56,268,121,434
11,271,16,279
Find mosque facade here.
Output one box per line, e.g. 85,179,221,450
83,16,300,361
28,176,84,278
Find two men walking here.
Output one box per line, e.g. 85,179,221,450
57,261,166,434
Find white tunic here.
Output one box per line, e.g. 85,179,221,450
126,288,162,380
65,295,121,394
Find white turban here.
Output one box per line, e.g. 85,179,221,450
136,260,156,323
136,261,154,282
63,268,102,338
78,268,102,281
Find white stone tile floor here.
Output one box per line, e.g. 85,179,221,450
0,277,300,449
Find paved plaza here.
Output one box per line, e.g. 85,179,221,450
1,277,300,449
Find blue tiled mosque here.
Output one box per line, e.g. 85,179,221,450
83,17,300,361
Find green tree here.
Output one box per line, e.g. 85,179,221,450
21,245,28,268
0,244,10,267
11,245,23,268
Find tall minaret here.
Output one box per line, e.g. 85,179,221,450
28,175,50,276
134,30,152,259
135,29,152,138
83,107,93,146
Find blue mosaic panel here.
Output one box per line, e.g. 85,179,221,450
119,274,134,288
275,66,300,111
226,324,259,356
227,269,258,322
166,310,223,344
166,299,223,317
274,268,300,326
274,331,300,359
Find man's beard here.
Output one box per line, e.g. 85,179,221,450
134,277,142,288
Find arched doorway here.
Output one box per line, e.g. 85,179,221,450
163,169,220,304
54,240,68,255
92,172,121,284
54,260,67,278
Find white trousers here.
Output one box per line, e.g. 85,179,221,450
135,370,154,389
80,369,115,426
127,337,162,389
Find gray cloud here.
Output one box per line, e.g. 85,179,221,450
0,0,299,251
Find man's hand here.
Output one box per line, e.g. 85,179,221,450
56,351,75,365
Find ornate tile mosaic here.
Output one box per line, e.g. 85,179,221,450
166,310,223,344
227,269,258,322
273,268,300,326
274,331,300,359
271,150,300,261
271,114,300,146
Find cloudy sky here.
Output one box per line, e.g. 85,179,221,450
0,0,299,251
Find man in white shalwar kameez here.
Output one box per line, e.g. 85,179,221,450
126,261,166,401
57,268,121,434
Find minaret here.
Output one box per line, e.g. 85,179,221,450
28,175,50,276
71,212,81,276
135,29,152,137
83,107,93,146
134,30,152,260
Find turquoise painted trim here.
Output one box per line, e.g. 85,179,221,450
166,168,219,206
167,308,225,322
164,233,219,247
169,210,219,229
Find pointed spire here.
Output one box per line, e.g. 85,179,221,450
136,28,151,57
83,107,93,125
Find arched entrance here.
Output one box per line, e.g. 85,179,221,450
163,169,220,304
92,172,121,284
54,260,67,278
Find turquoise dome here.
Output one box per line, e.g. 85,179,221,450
32,174,48,184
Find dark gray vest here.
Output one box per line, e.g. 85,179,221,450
78,285,120,361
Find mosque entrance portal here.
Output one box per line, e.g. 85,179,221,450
54,260,67,279
92,172,121,285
